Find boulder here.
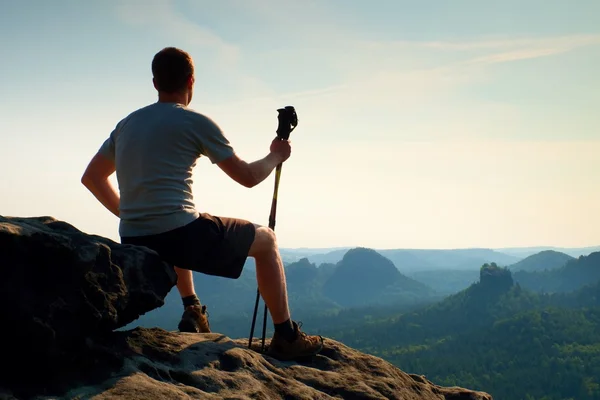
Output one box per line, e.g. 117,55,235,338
0,216,177,374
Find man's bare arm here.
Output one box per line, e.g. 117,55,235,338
81,153,120,217
217,138,291,188
217,152,284,188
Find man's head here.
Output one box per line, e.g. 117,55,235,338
151,47,195,105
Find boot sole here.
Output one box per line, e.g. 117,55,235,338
178,319,199,333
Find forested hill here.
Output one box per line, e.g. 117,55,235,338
509,250,574,272
320,263,600,400
322,247,434,307
326,263,520,346
514,251,600,293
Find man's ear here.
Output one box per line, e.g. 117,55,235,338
187,75,194,89
153,77,159,91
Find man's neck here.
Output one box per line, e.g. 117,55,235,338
157,92,188,106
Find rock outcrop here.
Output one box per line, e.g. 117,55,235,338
0,216,177,378
479,262,513,293
1,327,493,400
0,216,493,399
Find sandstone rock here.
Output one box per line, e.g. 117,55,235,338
480,263,513,292
0,216,177,375
9,327,493,400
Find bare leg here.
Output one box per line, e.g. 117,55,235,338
175,267,196,298
248,226,324,359
175,266,210,333
248,226,291,324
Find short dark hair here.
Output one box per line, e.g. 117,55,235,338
151,47,194,93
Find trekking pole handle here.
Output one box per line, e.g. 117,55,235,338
276,106,298,140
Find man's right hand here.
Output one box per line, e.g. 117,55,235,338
270,137,291,163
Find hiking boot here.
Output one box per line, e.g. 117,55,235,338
178,305,211,333
267,321,324,361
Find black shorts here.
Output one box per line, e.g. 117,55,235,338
121,213,256,279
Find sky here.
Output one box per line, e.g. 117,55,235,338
1,0,599,249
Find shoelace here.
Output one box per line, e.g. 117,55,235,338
296,321,310,339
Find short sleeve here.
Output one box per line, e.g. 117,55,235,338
98,123,120,162
193,115,235,164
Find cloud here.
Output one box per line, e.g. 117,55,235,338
362,34,600,51
360,34,600,65
116,1,600,104
265,33,600,113
468,48,563,65
113,2,599,145
463,35,600,65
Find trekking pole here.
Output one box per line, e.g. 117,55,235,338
248,106,298,352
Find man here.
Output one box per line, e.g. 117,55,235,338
81,47,323,361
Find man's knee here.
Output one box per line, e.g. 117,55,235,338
256,226,277,247
249,226,277,256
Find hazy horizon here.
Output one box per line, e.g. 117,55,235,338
278,245,600,251
2,1,599,249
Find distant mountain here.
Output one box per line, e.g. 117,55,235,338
300,247,522,272
279,247,351,263
508,250,574,272
285,258,339,313
284,246,600,269
323,248,434,308
514,251,600,293
499,246,600,258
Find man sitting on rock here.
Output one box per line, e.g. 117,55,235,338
80,47,323,361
